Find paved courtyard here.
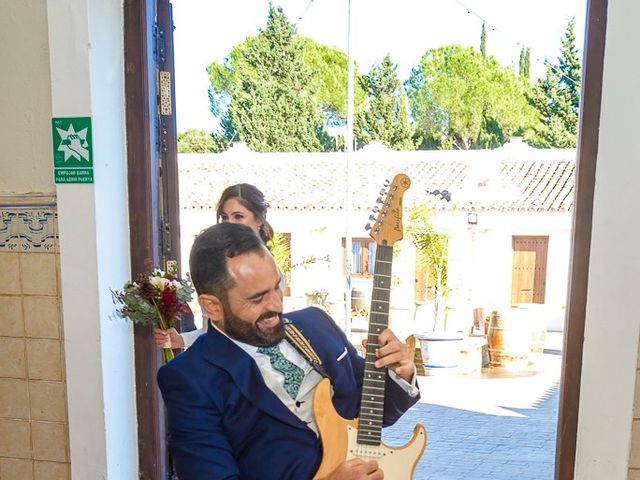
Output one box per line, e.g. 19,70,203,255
383,335,562,480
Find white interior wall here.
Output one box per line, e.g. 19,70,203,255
0,1,54,193
47,0,137,478
575,0,640,477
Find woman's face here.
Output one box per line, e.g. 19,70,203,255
219,197,262,232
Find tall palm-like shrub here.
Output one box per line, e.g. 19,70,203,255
406,204,449,331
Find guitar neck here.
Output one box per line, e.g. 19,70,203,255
357,243,393,446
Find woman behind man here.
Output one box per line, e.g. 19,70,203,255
154,183,273,350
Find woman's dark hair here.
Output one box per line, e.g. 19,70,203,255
215,183,274,244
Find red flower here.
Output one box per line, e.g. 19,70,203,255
161,287,178,316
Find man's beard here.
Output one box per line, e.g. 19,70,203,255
221,300,285,347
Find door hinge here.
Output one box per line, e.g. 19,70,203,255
153,23,166,65
161,217,172,257
156,118,168,154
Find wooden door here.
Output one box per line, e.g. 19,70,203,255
124,0,182,477
511,236,549,304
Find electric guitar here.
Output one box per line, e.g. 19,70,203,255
313,173,427,479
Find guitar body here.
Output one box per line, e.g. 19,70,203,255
313,378,427,480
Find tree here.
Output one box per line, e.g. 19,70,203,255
207,7,367,152
300,38,365,127
354,55,415,150
208,6,326,152
177,129,215,153
528,19,581,147
405,45,535,150
480,23,487,58
518,47,531,80
559,19,581,114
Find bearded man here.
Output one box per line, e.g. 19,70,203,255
158,222,419,479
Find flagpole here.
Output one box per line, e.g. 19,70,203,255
344,0,354,336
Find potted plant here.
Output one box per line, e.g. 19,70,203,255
305,289,330,311
406,203,463,373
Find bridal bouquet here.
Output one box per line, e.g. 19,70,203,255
112,269,195,363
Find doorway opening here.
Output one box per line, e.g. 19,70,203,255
124,0,599,478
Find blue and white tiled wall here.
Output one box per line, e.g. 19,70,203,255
0,195,58,252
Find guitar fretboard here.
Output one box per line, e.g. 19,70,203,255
357,243,393,446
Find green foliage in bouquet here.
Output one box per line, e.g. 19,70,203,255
112,269,195,363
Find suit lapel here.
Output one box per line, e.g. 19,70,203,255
202,326,309,431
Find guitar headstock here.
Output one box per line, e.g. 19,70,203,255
366,173,411,246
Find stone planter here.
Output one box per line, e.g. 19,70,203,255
418,332,464,375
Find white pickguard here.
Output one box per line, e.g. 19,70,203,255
345,425,426,479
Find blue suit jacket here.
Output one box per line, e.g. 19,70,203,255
157,307,419,480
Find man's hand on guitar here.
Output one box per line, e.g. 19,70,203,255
362,328,415,382
321,458,383,479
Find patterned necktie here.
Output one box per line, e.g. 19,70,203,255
257,345,305,399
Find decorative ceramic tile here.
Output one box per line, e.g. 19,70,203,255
0,195,58,252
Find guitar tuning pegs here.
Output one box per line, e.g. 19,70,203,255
379,188,386,196
372,206,379,213
365,223,372,231
369,214,376,221
383,179,390,187
376,197,383,204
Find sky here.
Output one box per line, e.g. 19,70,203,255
172,0,587,133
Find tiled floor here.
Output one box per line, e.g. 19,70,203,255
383,334,562,480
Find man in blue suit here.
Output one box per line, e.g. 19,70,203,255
158,223,419,479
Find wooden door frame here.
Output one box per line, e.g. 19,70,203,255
124,1,166,478
157,0,182,272
124,0,182,478
555,0,607,478
122,0,607,477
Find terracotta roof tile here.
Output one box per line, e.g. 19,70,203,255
179,142,576,213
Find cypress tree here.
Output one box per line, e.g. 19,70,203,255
354,55,414,150
559,19,581,114
528,19,581,147
480,23,487,58
228,5,325,152
518,47,531,80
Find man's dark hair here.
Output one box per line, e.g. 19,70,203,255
189,222,266,298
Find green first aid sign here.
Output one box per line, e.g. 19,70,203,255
52,117,94,184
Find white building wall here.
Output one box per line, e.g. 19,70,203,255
181,202,573,338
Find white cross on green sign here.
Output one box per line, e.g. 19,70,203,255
52,117,94,184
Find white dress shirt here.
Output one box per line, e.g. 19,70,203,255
210,322,419,435
180,326,205,349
